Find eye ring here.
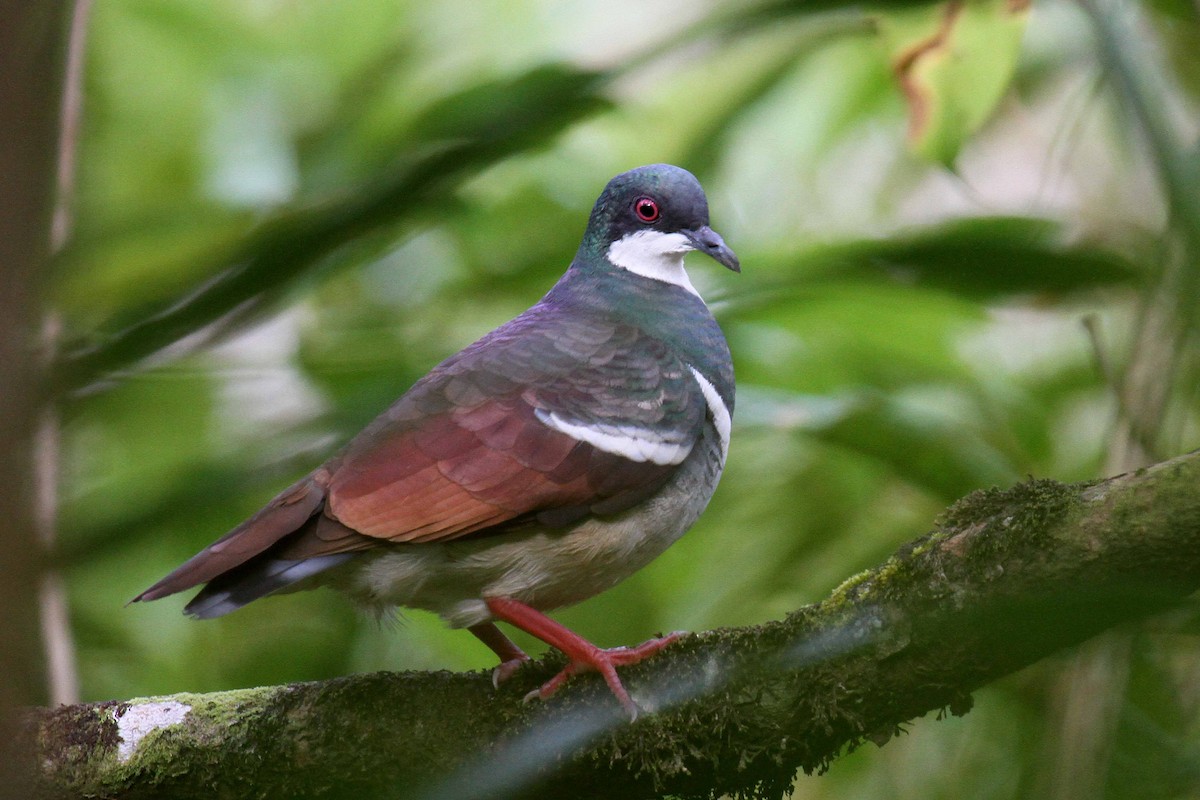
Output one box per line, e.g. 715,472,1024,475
633,196,660,223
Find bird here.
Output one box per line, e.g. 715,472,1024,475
133,163,738,719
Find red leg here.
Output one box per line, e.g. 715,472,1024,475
469,622,531,687
484,596,683,720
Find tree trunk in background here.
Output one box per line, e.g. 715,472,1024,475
0,2,69,797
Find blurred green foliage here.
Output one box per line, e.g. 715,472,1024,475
55,0,1200,797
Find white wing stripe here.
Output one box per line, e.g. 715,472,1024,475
534,365,730,466
536,410,693,465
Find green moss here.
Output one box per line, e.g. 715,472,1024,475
789,475,1098,686
823,567,879,608
35,700,127,792
938,477,1083,537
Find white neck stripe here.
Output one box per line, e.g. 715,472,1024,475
688,366,731,462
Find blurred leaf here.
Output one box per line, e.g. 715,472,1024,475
729,0,949,31
877,0,1029,164
57,445,324,568
814,389,1019,499
57,63,611,394
728,282,983,400
679,15,877,172
59,370,219,537
740,385,1019,499
862,216,1142,297
731,216,1143,303
1145,0,1200,102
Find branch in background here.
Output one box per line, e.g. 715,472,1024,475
20,450,1200,800
37,0,94,709
1051,5,1200,795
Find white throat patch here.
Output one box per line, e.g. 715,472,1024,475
606,230,701,298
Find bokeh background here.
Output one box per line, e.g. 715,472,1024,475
42,0,1200,797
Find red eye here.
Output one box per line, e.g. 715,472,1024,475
634,197,660,223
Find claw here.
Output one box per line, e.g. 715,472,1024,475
491,654,532,688
470,621,531,689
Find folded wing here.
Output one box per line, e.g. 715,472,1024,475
133,311,709,614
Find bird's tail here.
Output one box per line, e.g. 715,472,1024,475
131,471,352,618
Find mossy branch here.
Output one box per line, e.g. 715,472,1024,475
18,451,1200,800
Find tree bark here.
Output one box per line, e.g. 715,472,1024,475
20,450,1200,800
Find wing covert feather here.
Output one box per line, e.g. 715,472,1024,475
324,315,707,545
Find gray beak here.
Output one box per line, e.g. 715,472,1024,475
684,226,740,273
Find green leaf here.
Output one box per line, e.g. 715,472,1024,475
57,64,610,395
740,385,1020,500
727,216,1143,303
877,0,1030,164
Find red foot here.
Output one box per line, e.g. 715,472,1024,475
484,596,683,719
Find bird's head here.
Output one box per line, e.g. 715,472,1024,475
580,164,740,285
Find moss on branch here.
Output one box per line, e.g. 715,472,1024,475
19,452,1200,800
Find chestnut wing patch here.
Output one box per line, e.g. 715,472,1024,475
326,396,682,543
325,320,705,545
